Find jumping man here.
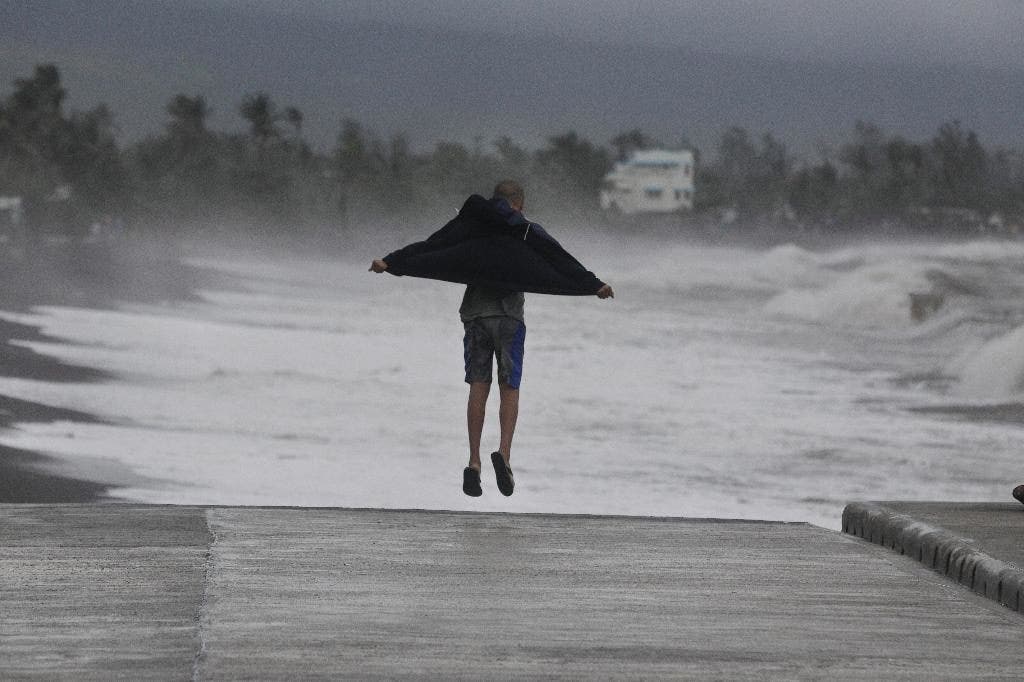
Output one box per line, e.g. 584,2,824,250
370,180,614,497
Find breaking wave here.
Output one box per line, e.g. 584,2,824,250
950,323,1024,401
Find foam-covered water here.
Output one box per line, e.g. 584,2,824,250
3,236,1024,528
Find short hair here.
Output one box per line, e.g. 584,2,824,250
492,180,525,207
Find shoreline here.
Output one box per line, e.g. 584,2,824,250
0,240,235,503
0,445,112,503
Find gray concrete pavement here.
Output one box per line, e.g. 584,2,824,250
844,501,1024,613
0,505,211,680
2,505,1023,679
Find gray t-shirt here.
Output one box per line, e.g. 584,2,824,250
459,285,525,323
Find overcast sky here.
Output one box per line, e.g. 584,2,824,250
221,0,1024,70
4,0,1022,154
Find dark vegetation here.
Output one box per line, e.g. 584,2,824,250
2,63,1023,248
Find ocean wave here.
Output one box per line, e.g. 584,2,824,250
764,260,937,328
949,323,1024,401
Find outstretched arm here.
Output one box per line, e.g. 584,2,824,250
376,212,472,276
596,284,614,299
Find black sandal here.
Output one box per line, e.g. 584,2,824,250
463,467,482,497
491,451,514,496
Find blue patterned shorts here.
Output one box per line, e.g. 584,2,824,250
462,317,526,389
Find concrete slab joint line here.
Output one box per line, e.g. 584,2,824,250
842,502,1024,612
192,508,218,681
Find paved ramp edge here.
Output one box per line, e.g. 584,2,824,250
191,508,216,682
842,502,1024,612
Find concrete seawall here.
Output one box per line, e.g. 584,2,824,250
844,501,1024,613
3,504,1023,679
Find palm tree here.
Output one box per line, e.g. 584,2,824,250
284,106,303,138
239,92,280,145
166,95,210,138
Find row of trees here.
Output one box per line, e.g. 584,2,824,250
701,121,1024,227
0,65,123,231
2,63,1023,243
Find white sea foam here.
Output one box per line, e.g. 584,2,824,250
764,260,936,328
950,323,1024,401
2,239,1024,528
750,243,827,289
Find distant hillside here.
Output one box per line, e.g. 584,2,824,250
2,0,1022,157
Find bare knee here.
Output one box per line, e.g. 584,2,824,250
498,382,519,397
469,381,491,399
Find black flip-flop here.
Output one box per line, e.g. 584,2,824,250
490,451,514,496
463,467,482,497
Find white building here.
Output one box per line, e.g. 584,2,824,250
600,149,695,214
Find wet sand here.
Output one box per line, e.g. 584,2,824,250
0,446,111,502
0,242,233,502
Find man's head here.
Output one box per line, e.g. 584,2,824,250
492,180,525,211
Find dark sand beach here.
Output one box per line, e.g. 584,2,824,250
0,242,231,502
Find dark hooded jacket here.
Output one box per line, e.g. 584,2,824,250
382,195,605,296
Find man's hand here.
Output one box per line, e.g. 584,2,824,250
369,259,388,273
596,284,614,299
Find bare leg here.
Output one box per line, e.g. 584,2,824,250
497,383,519,464
467,382,490,471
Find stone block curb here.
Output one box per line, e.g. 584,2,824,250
842,502,1024,612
